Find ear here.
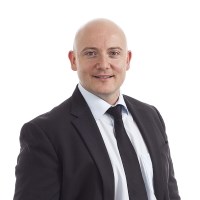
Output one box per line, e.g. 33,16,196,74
68,51,77,71
126,50,132,71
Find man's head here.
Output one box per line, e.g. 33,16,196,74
68,18,132,105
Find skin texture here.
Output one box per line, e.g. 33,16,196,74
68,18,132,105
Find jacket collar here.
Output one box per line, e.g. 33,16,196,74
70,86,115,200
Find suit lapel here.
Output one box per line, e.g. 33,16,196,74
70,87,114,200
124,96,165,199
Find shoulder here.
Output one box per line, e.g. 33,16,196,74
22,96,73,134
123,95,166,134
27,86,83,126
37,98,71,120
123,95,155,112
19,97,74,150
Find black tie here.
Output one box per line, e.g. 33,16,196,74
107,105,148,200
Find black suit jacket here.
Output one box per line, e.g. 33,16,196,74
14,86,180,200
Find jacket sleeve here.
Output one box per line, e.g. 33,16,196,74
13,122,61,200
167,147,181,200
154,107,181,200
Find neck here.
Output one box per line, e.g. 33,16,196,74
95,93,120,105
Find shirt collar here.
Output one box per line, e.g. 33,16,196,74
78,83,128,120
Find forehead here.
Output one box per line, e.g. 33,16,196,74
74,21,127,51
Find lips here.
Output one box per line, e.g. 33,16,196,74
93,75,114,79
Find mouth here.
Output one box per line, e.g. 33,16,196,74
93,75,114,79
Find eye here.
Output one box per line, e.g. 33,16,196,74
109,50,120,57
84,50,97,57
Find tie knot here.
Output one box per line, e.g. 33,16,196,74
107,105,122,120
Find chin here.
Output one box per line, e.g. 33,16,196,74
95,88,113,95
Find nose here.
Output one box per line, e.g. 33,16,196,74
96,55,110,70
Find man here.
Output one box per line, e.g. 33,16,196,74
13,18,181,200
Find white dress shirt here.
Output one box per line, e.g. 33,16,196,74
78,84,157,200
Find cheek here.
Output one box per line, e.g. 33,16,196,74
76,66,91,81
116,65,127,82
115,64,128,74
76,59,94,73
112,59,128,71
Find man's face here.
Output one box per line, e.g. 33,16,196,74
69,21,131,104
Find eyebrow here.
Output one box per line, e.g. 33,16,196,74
107,47,123,51
80,47,123,53
80,47,98,53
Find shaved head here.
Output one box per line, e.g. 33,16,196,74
73,18,128,52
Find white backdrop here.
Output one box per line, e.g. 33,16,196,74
0,0,200,199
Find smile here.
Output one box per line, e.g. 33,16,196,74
93,75,114,79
